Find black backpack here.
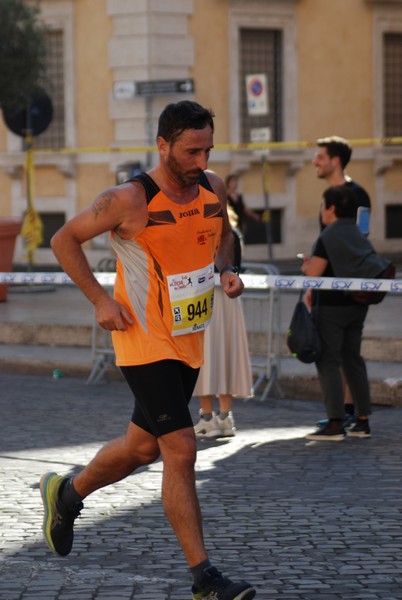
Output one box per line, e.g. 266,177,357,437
351,262,396,305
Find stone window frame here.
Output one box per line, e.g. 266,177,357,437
225,1,300,256
371,0,402,140
7,1,76,171
228,0,298,148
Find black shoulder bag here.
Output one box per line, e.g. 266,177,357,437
287,291,321,364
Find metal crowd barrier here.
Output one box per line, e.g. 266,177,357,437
1,270,401,397
86,306,117,385
241,262,284,401
86,257,117,385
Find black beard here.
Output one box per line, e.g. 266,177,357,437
166,156,202,187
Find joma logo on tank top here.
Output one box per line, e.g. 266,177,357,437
179,208,200,218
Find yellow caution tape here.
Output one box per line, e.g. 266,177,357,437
32,137,402,155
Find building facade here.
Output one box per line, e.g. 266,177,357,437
1,0,402,267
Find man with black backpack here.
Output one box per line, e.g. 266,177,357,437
302,186,391,441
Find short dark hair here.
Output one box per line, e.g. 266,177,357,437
157,101,215,144
323,185,358,218
317,136,352,169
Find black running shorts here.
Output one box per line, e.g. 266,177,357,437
120,359,200,437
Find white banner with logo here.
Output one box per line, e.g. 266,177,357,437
1,272,402,294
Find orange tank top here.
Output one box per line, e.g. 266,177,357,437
110,172,223,368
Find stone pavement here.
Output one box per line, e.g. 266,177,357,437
1,372,402,600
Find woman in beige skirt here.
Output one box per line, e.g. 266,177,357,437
193,284,253,439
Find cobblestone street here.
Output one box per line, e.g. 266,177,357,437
1,373,402,599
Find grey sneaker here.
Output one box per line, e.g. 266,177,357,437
191,566,256,599
40,472,83,556
194,412,221,439
217,413,236,437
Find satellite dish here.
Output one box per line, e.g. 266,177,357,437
2,88,53,137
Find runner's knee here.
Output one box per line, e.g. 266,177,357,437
159,429,197,468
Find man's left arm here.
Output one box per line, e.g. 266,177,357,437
205,170,244,298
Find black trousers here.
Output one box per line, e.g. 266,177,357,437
314,304,371,419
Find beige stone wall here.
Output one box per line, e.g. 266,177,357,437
298,0,373,141
190,0,229,145
0,0,401,265
0,96,11,217
295,0,375,225
30,167,66,199
76,164,115,212
385,163,402,191
0,170,11,218
75,0,114,148
0,108,12,216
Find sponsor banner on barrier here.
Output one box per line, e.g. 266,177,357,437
0,272,116,286
238,274,402,293
1,272,402,293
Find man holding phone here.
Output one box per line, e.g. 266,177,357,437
310,135,371,427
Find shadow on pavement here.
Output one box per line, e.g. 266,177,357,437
1,373,402,599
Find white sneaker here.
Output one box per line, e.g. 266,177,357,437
217,413,236,437
194,413,221,439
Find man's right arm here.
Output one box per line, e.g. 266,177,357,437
51,183,147,330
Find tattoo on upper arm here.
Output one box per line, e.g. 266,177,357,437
93,191,114,218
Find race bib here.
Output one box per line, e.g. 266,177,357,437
167,263,215,336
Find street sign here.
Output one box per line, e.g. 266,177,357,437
113,81,136,100
135,78,194,97
246,73,269,116
250,127,271,143
113,78,194,100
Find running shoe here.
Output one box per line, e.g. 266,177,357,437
192,566,256,599
39,472,83,556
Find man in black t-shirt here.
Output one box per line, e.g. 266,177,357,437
311,136,371,426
